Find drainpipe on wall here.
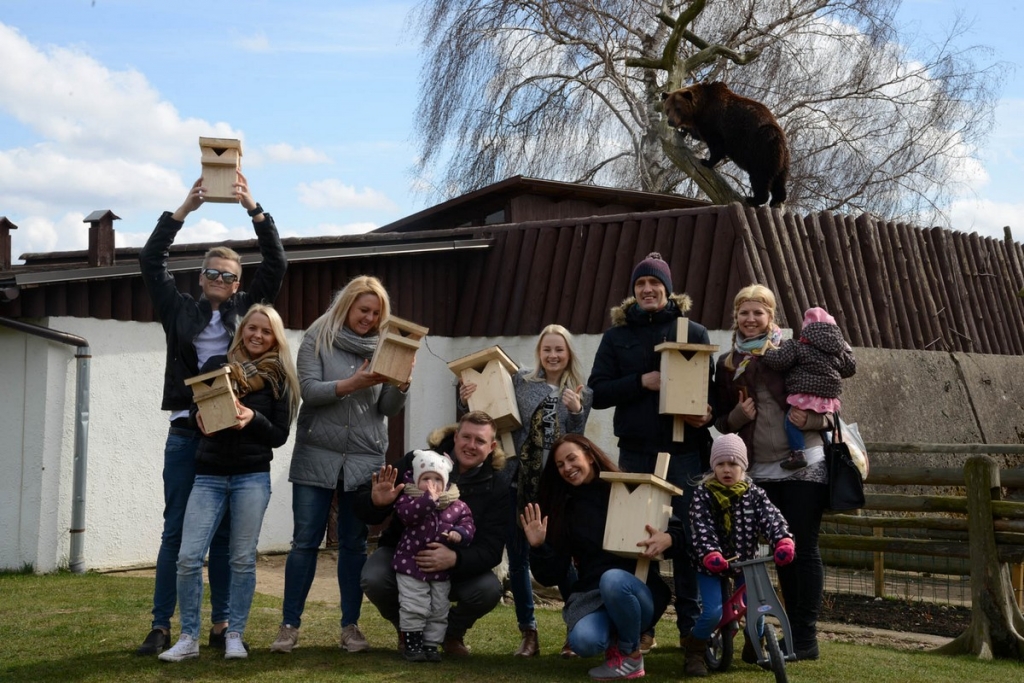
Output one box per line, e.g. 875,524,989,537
0,316,90,573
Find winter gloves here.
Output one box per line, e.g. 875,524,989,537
774,538,796,566
703,551,729,573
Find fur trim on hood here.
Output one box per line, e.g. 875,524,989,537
427,424,507,471
609,293,692,327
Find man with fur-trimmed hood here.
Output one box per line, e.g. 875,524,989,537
354,411,509,658
588,252,715,648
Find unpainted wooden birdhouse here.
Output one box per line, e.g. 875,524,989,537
654,317,718,441
448,346,521,456
184,366,241,433
199,137,243,203
368,316,429,385
601,452,681,581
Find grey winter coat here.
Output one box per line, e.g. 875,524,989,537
289,332,407,490
509,369,593,457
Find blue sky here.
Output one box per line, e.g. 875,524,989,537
0,0,1021,263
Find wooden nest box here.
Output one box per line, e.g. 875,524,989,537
448,346,521,456
199,137,243,203
654,318,718,442
184,366,241,433
601,452,682,581
368,316,429,385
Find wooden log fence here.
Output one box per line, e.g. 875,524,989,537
819,443,1024,659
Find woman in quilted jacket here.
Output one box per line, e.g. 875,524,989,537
271,275,410,654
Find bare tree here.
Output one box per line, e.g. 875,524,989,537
412,0,1004,222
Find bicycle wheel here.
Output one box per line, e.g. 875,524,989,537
705,623,736,671
763,625,788,683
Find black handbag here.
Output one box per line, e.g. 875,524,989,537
826,413,866,511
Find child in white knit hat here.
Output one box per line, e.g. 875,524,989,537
391,449,476,662
683,434,795,677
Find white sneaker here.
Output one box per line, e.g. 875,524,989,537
158,633,199,662
224,631,248,659
270,624,299,653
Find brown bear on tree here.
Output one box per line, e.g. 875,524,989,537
661,82,790,207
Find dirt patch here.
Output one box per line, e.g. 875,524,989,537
821,592,969,639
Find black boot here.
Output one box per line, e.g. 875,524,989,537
402,631,426,662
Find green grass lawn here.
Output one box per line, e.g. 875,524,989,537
1,570,1020,682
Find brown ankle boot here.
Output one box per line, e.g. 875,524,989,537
514,628,539,657
682,635,709,677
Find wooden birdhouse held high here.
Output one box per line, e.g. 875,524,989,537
654,318,718,442
184,366,241,433
601,452,681,581
368,316,429,386
199,137,243,203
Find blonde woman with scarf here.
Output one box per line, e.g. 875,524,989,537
686,434,794,677
713,284,832,663
160,304,299,662
458,324,593,657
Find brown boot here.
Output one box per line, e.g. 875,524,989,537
682,635,709,677
514,628,540,657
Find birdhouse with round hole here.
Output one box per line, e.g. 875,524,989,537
368,315,429,386
654,318,718,442
199,137,243,203
600,452,681,581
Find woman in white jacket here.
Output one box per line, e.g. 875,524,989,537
271,275,409,654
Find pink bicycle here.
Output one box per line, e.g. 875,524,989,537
704,555,795,683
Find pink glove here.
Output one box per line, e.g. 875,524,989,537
703,552,729,573
774,538,796,566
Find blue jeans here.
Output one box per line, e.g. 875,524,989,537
569,569,654,657
152,427,230,630
693,574,761,641
784,409,807,452
282,482,367,628
176,472,271,639
618,447,701,636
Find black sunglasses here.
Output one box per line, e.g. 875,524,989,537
201,268,239,284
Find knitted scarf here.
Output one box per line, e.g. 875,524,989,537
706,479,750,535
333,325,379,359
732,325,783,380
517,393,562,519
402,483,462,510
226,347,287,400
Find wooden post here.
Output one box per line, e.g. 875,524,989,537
873,526,885,598
199,137,243,203
601,452,681,582
1014,563,1024,609
935,456,1024,659
654,318,717,442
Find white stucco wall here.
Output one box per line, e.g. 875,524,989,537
0,316,733,573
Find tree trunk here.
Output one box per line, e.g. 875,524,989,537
935,456,1024,659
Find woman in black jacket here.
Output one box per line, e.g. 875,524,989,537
521,435,680,680
159,305,299,662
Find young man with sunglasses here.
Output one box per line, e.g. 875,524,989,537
136,173,287,656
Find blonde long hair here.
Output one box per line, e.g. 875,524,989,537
309,275,392,356
228,304,301,420
725,284,780,372
524,324,585,389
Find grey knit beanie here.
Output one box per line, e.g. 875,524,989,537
710,434,749,470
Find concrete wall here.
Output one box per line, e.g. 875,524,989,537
3,315,1022,573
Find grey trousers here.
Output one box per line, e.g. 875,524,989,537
397,573,450,645
361,546,502,639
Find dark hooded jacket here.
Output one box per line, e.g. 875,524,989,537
588,294,715,453
352,425,510,582
760,322,856,399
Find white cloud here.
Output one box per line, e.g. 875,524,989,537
253,143,331,165
292,221,378,237
234,32,271,53
13,213,88,258
296,179,398,210
947,197,1024,240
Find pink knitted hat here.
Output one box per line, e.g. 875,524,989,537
710,434,748,470
803,306,836,326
